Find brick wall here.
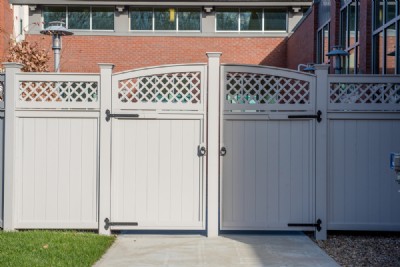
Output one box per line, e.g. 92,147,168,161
286,6,317,70
26,35,287,73
0,0,13,62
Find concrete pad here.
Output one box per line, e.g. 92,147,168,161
94,232,339,267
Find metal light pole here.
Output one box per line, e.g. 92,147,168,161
40,21,73,72
326,45,349,74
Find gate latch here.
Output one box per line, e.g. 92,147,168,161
288,110,322,123
198,144,206,156
105,109,140,122
220,147,227,156
104,218,138,230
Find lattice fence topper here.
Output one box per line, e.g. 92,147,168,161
19,81,98,102
118,72,201,104
225,72,310,105
330,83,400,104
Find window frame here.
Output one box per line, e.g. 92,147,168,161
42,5,115,31
129,7,202,32
215,7,288,33
316,21,330,64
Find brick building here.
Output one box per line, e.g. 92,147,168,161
0,0,14,63
6,0,313,72
292,0,399,75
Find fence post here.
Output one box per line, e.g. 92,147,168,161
314,64,329,240
98,63,114,235
206,52,222,237
2,62,23,231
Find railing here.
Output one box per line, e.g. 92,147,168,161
16,73,100,110
328,75,400,112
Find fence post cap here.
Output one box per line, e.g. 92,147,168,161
2,62,24,69
98,63,115,70
313,64,330,71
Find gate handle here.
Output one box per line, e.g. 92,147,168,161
198,145,206,156
220,147,227,156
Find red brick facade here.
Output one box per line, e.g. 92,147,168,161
27,35,288,73
286,5,317,70
0,0,13,62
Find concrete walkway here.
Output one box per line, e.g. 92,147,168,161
94,232,339,267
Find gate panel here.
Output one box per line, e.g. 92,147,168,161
111,118,204,229
110,64,207,230
220,65,317,230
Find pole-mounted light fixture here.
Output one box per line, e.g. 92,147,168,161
326,45,349,74
40,21,73,72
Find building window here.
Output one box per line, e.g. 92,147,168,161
340,0,360,74
216,8,287,32
43,6,114,30
316,22,330,64
373,0,399,74
130,7,201,31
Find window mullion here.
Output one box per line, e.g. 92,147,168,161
238,8,241,32
66,6,69,28
90,6,92,30
152,8,155,31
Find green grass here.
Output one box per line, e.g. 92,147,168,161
0,230,115,267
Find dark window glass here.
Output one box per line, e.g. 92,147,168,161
92,7,114,30
240,9,262,31
374,0,384,29
349,3,356,46
130,8,153,30
317,29,323,64
386,0,396,22
154,8,176,30
324,23,330,63
340,9,347,47
216,8,239,31
264,9,287,31
178,8,200,31
43,6,66,28
68,6,90,30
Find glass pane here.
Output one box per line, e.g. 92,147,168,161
317,30,323,63
386,24,396,74
349,3,356,46
68,6,90,30
240,9,262,31
92,7,114,30
374,0,384,29
324,24,330,63
43,6,66,28
216,8,239,31
178,8,200,31
264,9,287,31
386,0,396,22
154,8,176,30
348,48,355,74
130,8,153,30
356,0,360,42
374,31,385,73
340,9,347,48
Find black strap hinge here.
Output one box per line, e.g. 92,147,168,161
288,218,322,232
288,110,322,123
104,218,138,230
105,109,139,122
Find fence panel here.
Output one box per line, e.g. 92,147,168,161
327,75,400,231
14,112,99,229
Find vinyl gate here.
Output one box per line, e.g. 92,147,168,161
220,65,318,230
108,65,207,230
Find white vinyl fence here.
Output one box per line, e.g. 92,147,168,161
327,75,400,230
0,59,399,240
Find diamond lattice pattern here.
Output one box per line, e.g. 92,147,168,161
225,72,310,105
118,72,201,104
330,83,400,104
19,81,98,102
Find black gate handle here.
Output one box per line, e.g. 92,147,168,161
105,109,139,121
288,110,322,123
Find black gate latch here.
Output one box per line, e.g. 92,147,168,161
288,218,322,232
288,110,322,123
104,218,139,230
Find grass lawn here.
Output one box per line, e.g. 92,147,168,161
0,230,115,267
